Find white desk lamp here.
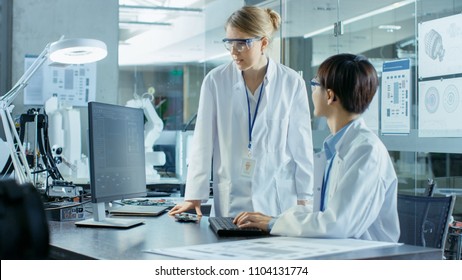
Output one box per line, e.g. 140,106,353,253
0,38,107,184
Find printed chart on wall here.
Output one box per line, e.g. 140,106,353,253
23,55,97,106
418,13,462,137
380,59,411,135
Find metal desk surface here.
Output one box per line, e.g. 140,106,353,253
48,209,443,260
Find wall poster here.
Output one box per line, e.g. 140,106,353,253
380,59,411,135
23,55,97,106
418,13,462,137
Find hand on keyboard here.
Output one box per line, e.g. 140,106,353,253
234,211,273,232
209,217,267,237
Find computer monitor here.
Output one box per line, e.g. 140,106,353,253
75,102,146,228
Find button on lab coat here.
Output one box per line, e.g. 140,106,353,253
271,118,400,242
185,58,314,217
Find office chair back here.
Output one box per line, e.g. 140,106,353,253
397,194,455,249
0,179,49,259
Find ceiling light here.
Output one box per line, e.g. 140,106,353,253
378,25,402,32
303,0,415,38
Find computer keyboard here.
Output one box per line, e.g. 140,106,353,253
208,217,267,237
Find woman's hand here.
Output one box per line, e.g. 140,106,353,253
297,199,309,206
168,200,203,216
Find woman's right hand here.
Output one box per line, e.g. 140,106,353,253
168,200,203,216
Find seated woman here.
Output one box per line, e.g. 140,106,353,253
234,53,400,242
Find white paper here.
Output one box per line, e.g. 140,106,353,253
144,236,399,260
418,14,462,79
418,77,462,137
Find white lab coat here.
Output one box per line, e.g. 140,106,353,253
271,118,400,242
185,58,314,217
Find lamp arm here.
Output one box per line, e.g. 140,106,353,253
0,43,50,185
0,43,50,106
0,109,33,184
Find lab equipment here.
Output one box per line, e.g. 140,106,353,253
0,37,107,185
3,106,83,199
44,97,89,180
175,213,199,223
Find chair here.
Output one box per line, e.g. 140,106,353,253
397,194,456,250
0,179,49,259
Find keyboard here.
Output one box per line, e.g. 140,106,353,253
208,217,267,237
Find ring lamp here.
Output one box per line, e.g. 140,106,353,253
49,38,107,64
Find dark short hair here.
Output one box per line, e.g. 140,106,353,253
316,53,378,114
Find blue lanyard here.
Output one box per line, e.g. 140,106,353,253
320,154,335,211
244,79,264,156
243,62,268,156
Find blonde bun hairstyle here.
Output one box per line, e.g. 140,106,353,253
225,6,281,41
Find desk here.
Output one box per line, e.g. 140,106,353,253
48,210,443,260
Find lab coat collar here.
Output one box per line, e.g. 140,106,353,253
335,117,367,158
232,57,275,92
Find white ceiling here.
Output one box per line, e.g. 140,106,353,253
118,0,461,68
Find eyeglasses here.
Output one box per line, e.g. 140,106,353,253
310,78,321,92
222,37,262,53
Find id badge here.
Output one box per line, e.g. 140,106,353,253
240,158,256,177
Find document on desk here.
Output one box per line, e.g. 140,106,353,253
144,237,399,260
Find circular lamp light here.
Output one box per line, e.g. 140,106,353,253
49,38,107,64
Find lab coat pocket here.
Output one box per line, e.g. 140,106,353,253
266,118,289,152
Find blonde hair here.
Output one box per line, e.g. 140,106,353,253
225,6,281,40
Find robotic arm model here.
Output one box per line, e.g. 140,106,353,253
126,88,166,182
44,97,88,181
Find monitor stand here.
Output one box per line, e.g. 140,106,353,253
75,202,144,228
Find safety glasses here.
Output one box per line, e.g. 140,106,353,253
310,78,321,92
222,37,262,53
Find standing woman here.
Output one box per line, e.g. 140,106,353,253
169,6,314,217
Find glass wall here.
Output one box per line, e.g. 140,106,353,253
280,0,462,218
118,0,462,217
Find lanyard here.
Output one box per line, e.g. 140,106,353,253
320,153,335,211
243,74,265,157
